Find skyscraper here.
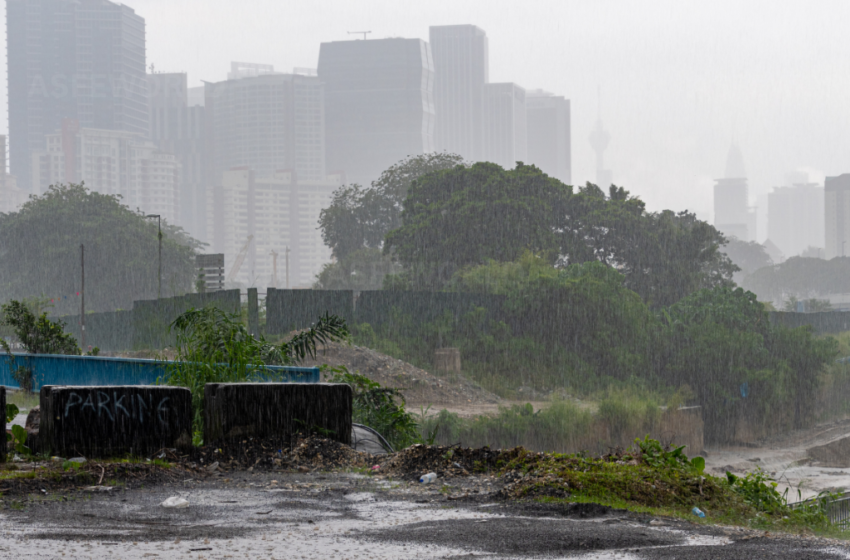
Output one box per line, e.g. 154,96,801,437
526,90,571,184
149,72,206,237
318,38,435,185
481,83,526,169
714,144,750,241
825,174,850,259
204,66,325,184
31,124,180,223
7,0,148,192
767,176,824,259
429,25,488,161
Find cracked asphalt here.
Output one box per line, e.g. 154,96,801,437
1,470,849,559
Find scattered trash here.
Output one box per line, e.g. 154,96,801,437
691,507,706,518
11,454,23,462
370,465,381,471
83,486,114,492
50,457,64,462
68,457,86,464
205,461,220,473
161,496,189,508
419,472,438,484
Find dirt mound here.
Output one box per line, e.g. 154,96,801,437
301,341,501,406
187,435,373,472
375,443,519,480
0,459,192,496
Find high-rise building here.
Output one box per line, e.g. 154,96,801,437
429,25,488,161
148,72,206,238
206,169,339,288
767,176,824,259
0,135,26,214
31,124,180,223
526,89,571,184
7,0,148,192
204,66,325,184
825,173,850,259
318,38,435,185
714,144,750,241
481,83,526,169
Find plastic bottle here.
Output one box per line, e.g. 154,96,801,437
419,472,437,484
691,506,706,518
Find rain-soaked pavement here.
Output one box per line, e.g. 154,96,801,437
1,470,849,559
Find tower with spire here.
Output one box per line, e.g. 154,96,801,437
588,87,612,186
714,143,752,241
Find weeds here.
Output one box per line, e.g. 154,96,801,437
327,366,422,449
161,306,348,435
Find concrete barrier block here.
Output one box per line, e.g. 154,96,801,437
40,386,193,457
204,383,352,446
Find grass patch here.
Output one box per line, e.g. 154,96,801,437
499,437,842,537
6,391,38,411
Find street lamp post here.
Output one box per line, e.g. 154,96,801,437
146,215,161,299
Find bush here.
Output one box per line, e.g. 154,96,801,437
162,306,348,438
327,367,422,450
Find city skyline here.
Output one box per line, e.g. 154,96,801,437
2,0,847,222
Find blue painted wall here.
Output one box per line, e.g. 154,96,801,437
0,353,320,391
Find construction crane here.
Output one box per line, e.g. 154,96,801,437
270,249,279,289
226,235,254,283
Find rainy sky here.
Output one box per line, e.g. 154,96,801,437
2,0,849,234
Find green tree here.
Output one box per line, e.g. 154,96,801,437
0,299,79,355
384,162,569,288
313,248,403,290
319,152,465,261
744,256,850,306
722,237,773,278
0,183,202,314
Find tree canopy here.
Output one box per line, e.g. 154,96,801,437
383,161,736,305
742,256,850,306
0,183,201,315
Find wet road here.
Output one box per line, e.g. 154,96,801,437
0,471,848,559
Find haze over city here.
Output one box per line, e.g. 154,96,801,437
2,0,850,229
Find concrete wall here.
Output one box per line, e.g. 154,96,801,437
0,353,320,392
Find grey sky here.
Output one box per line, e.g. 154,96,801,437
4,0,850,228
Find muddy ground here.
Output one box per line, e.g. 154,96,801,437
1,467,849,559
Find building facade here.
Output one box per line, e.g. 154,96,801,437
481,83,526,169
714,144,750,241
31,124,180,223
767,182,824,259
7,0,148,192
825,174,850,259
318,38,435,185
429,25,488,161
148,72,206,238
204,68,325,184
526,90,571,184
206,169,338,288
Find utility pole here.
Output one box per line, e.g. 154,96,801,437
285,246,291,289
80,244,85,351
146,215,162,298
347,31,371,40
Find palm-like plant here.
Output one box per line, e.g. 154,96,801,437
163,306,348,439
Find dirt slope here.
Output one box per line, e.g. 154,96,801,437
300,341,501,407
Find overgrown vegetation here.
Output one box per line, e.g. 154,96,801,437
501,436,835,534
162,306,348,438
327,367,424,449
0,298,81,391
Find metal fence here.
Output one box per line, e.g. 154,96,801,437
791,493,850,528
